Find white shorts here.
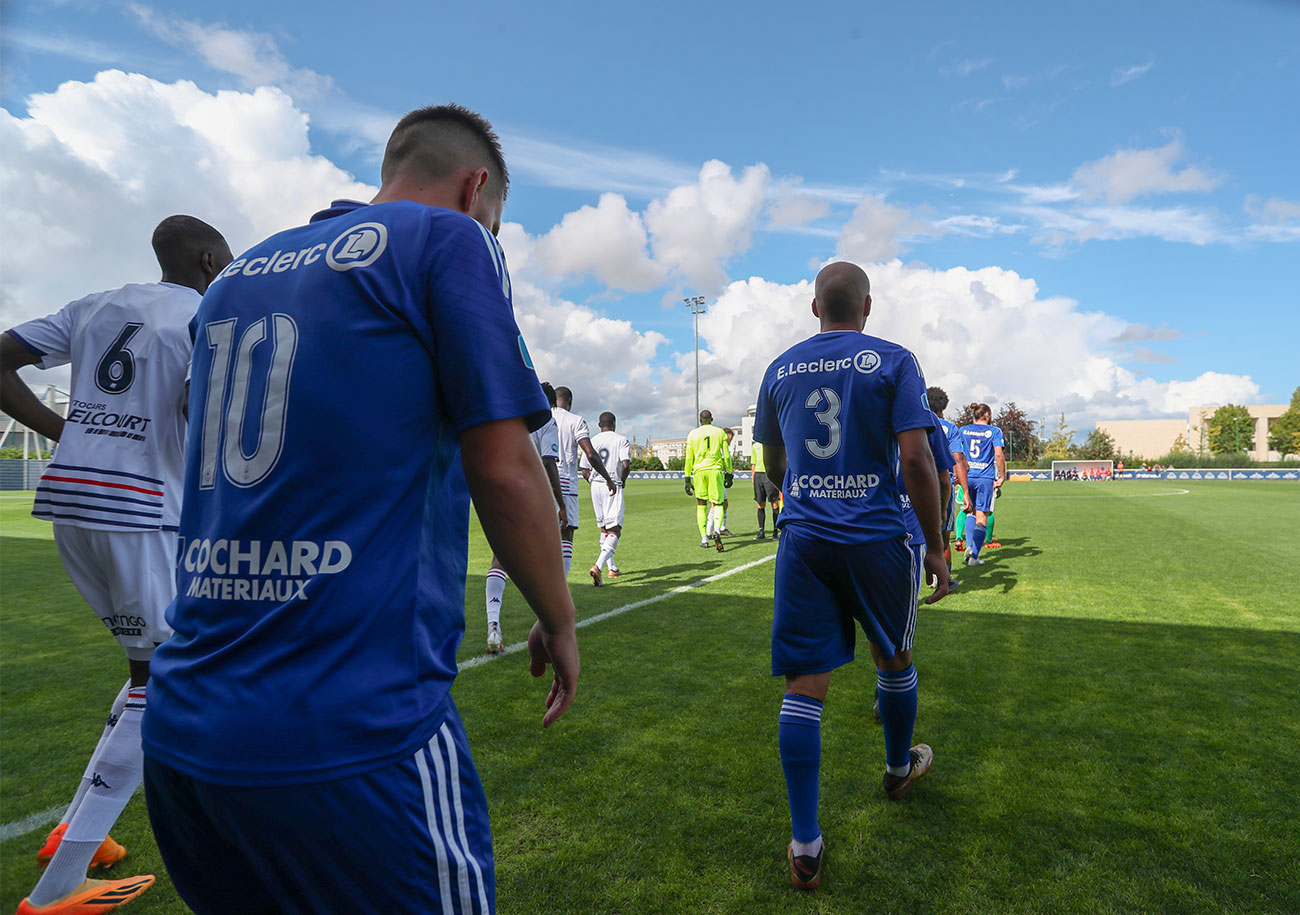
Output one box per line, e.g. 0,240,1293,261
561,483,580,530
590,482,626,529
53,524,177,660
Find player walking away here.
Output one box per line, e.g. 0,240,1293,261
580,412,631,585
751,440,781,539
926,387,974,584
684,409,732,550
719,427,736,535
141,104,580,915
958,403,1006,566
486,382,568,653
552,386,617,576
754,262,948,892
1,216,232,915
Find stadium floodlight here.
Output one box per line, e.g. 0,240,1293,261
683,296,707,421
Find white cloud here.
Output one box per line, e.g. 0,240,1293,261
0,71,374,338
644,160,770,291
1071,141,1219,204
834,195,930,262
534,193,665,291
1111,323,1181,344
940,58,994,77
931,214,1024,237
767,185,831,229
1111,61,1155,87
1244,195,1300,242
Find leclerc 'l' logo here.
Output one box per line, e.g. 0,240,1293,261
853,349,882,374
326,223,388,271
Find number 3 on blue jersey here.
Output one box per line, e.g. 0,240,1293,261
197,315,299,490
804,387,842,459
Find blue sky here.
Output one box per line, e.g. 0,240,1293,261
3,0,1296,439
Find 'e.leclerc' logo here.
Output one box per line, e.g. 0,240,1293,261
853,350,882,374
326,223,388,271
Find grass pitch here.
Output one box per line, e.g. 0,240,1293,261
2,480,1299,913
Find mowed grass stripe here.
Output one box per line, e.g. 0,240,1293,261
4,481,1299,914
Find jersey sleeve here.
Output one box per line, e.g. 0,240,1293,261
945,422,966,457
929,423,956,473
578,451,591,471
536,419,560,462
683,431,696,476
722,437,733,473
617,437,631,463
425,217,549,433
8,298,83,370
993,427,1006,449
574,417,591,442
753,367,780,446
890,350,935,436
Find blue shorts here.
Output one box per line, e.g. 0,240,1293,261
969,477,997,513
771,526,919,676
145,699,494,915
942,482,956,532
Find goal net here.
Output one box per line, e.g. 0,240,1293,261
1050,460,1114,480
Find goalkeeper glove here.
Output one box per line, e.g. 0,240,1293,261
684,477,694,496
724,473,734,488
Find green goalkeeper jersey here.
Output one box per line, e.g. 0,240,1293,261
752,441,766,474
684,424,733,475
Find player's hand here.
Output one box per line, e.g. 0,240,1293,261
724,473,734,488
527,620,579,728
684,477,694,496
963,498,974,515
606,477,617,495
558,506,569,529
922,551,949,605
994,477,1004,491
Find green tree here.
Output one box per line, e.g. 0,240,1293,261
667,457,685,471
1207,404,1255,454
952,402,980,426
1268,386,1300,458
993,402,1039,463
1169,432,1191,454
644,456,665,471
1077,428,1116,461
1043,413,1074,460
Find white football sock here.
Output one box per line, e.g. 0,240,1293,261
596,535,616,571
602,534,620,570
791,835,823,857
63,679,131,824
706,508,716,537
561,541,573,576
722,506,728,528
485,569,507,626
30,686,146,905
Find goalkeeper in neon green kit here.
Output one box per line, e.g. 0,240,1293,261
684,409,732,551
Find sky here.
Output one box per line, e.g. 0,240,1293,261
2,0,1297,444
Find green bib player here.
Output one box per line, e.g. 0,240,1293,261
684,410,733,550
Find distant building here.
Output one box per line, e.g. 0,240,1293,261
0,386,67,457
1097,403,1289,461
648,436,688,464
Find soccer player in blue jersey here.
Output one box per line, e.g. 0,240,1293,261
926,386,973,582
958,403,1006,566
141,105,579,915
754,262,948,891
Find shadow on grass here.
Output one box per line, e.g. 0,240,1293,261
953,535,1041,593
469,592,1300,915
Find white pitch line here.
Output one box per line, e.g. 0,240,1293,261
0,553,778,839
457,552,777,671
0,805,63,842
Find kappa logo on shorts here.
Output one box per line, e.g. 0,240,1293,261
327,222,388,271
853,350,882,374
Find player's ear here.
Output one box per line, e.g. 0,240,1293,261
461,167,490,213
811,297,820,319
864,294,872,318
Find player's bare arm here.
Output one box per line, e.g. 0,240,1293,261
763,440,787,483
462,417,579,727
544,455,569,528
898,428,949,604
619,458,631,485
994,445,1007,490
0,331,65,442
579,437,617,493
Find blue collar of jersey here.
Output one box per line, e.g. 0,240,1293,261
310,199,369,223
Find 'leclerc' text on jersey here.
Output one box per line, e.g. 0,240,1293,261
753,331,934,545
960,423,1005,479
10,283,200,531
143,200,549,787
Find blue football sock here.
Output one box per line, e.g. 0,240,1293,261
972,523,987,558
876,666,918,773
778,694,823,843
963,515,977,551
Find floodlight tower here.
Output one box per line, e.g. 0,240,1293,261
683,295,706,421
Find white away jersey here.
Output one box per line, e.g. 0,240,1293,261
11,283,201,531
552,406,590,487
580,430,631,485
531,417,560,462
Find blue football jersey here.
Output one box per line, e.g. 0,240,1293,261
900,417,956,546
144,200,549,786
753,331,934,545
960,422,1005,479
937,414,964,480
